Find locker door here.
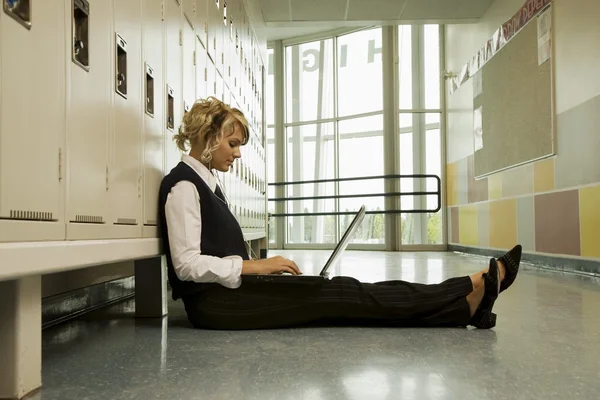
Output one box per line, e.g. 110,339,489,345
165,0,183,173
111,0,143,238
183,18,196,113
207,0,219,63
215,0,225,75
0,0,66,242
206,56,216,97
231,0,242,99
195,0,207,49
182,0,195,25
222,0,233,90
142,0,165,235
216,69,224,102
196,37,208,100
67,0,113,239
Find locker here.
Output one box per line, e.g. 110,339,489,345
164,0,183,173
206,0,219,64
195,0,207,49
111,0,143,238
196,37,208,100
0,0,66,242
67,0,113,239
216,70,224,102
224,80,231,105
182,17,196,113
216,0,226,74
222,0,235,90
206,56,216,97
232,0,242,94
182,0,195,26
142,0,165,234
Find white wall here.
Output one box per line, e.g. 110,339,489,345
446,0,600,164
445,0,528,164
554,0,600,114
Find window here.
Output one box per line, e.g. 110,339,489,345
285,39,334,123
337,28,383,116
286,123,335,244
398,25,442,245
269,25,444,248
338,115,385,244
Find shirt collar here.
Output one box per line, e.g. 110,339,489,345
181,154,217,192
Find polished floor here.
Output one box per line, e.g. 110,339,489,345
31,251,600,400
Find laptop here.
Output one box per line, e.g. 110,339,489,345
242,205,366,284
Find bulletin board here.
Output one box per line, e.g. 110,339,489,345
472,6,554,178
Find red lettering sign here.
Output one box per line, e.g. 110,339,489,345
502,0,551,43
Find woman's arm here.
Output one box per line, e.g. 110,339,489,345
165,181,243,288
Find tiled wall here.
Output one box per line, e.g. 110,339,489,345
445,0,600,263
447,152,600,259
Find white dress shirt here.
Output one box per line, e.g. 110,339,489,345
164,154,243,289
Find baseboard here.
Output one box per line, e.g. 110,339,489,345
42,276,135,329
448,245,600,278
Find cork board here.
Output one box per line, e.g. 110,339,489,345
473,15,554,178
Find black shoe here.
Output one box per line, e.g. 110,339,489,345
471,258,501,329
498,245,522,293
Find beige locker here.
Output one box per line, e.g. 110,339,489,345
206,56,216,97
222,0,235,90
196,37,208,100
164,0,183,173
142,0,165,236
233,0,243,97
256,63,263,140
216,0,225,73
182,0,195,26
0,0,66,242
111,0,143,238
195,0,207,49
216,70,224,102
67,0,113,239
183,17,196,114
206,0,219,64
224,83,231,105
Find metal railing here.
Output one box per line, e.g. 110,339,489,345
268,174,441,217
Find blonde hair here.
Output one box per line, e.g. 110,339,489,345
174,97,249,164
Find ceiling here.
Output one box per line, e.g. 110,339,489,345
257,0,496,40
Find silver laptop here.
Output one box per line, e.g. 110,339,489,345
243,205,366,283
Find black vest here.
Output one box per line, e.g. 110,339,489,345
158,162,249,300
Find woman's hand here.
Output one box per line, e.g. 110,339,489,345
242,256,302,275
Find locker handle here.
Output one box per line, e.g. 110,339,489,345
3,0,31,29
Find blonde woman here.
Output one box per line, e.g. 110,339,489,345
158,97,522,330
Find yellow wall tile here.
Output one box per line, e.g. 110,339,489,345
459,205,479,246
534,158,555,193
488,173,503,200
580,185,600,258
446,163,458,206
489,199,517,250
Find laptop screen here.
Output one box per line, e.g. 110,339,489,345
319,205,366,276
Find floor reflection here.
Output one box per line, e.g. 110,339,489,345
33,250,600,400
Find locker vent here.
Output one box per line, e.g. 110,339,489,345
73,215,104,224
8,210,54,221
115,218,137,225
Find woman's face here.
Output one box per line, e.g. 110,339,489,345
211,123,244,172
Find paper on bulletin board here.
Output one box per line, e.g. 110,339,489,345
474,106,483,152
537,7,552,65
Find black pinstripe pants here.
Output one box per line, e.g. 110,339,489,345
182,276,474,330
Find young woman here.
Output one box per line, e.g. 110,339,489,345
158,97,522,330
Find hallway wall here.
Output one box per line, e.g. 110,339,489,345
445,0,600,266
